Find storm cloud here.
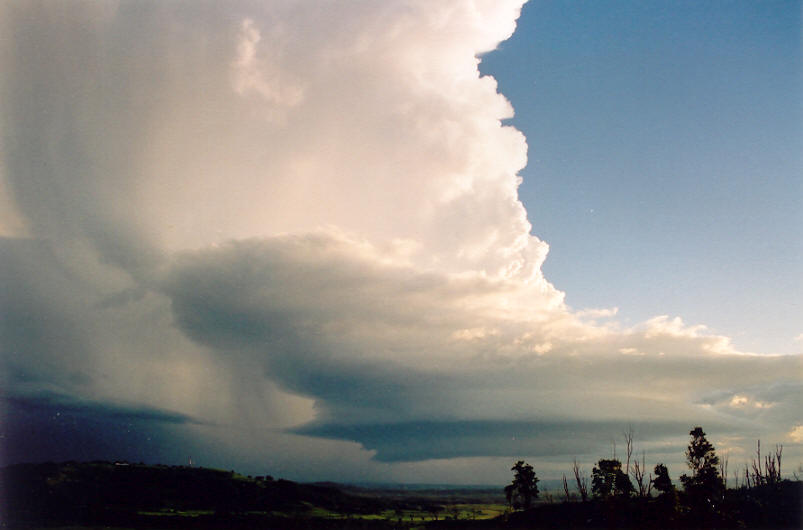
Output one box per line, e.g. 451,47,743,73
1,1,800,482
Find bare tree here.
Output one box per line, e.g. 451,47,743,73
764,444,782,485
631,451,652,497
751,439,764,486
573,459,589,502
621,426,652,497
623,425,634,476
773,444,782,480
749,440,783,487
719,451,729,490
562,474,571,502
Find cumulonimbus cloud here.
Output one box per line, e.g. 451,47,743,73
159,233,801,460
1,1,800,477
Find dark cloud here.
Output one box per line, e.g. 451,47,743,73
295,419,702,462
2,392,201,425
0,239,95,390
0,391,201,465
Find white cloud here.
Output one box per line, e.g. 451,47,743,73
728,394,774,409
729,395,749,407
231,18,306,113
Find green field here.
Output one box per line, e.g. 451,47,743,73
302,502,508,521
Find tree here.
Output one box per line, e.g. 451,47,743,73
623,425,634,476
652,463,678,519
562,474,571,502
683,427,719,478
652,463,674,497
680,427,723,513
750,439,783,487
591,459,633,500
631,451,652,497
504,460,539,509
573,459,589,502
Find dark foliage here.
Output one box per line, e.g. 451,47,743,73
504,460,539,509
649,463,679,522
651,463,673,496
679,426,725,524
591,459,633,499
498,482,801,529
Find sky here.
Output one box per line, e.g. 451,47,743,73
481,0,802,356
0,0,800,485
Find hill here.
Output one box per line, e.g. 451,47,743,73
1,461,393,527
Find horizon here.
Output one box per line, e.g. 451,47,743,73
1,0,800,485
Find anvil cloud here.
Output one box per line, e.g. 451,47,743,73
1,1,800,482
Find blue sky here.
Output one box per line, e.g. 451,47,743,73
481,0,801,354
1,1,801,483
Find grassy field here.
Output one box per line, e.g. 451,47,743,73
26,503,509,530
316,503,508,522
127,502,509,525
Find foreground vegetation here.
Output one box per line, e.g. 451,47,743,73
2,426,800,528
499,426,801,529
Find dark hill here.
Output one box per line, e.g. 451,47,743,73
1,461,387,527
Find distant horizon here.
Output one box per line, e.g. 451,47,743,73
5,458,789,490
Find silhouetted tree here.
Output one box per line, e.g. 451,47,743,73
652,463,679,521
681,427,722,487
750,439,784,487
631,451,651,497
505,460,539,509
623,425,634,476
652,463,674,497
591,459,633,499
573,459,589,502
562,474,571,502
680,426,723,518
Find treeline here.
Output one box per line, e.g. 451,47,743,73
502,426,801,529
